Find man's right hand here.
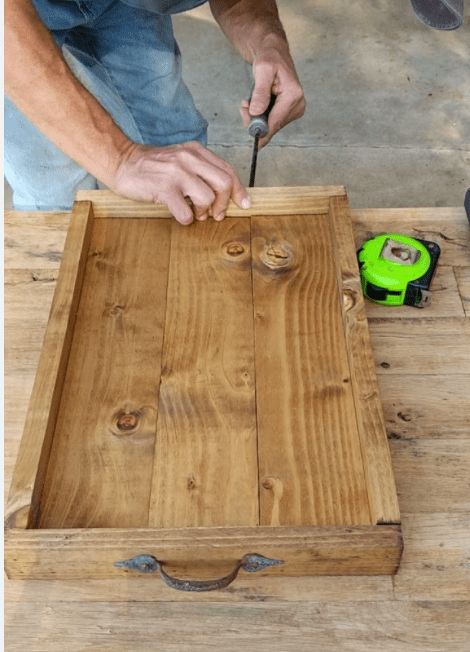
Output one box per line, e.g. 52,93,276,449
111,141,251,225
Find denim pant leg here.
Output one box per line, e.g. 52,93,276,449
5,3,208,210
85,1,208,147
4,44,145,210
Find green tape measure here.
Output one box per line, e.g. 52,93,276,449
357,234,440,308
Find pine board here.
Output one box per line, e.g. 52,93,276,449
38,218,171,528
148,218,258,528
251,213,370,526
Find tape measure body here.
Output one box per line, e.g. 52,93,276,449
357,234,440,307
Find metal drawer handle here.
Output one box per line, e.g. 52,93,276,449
114,553,283,592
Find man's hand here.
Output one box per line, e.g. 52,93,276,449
210,0,305,147
240,44,305,147
111,141,250,225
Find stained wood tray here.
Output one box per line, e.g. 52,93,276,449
5,187,402,590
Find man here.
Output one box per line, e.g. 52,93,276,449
5,0,306,223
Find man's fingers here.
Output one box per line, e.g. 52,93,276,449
195,146,250,211
180,174,216,220
240,101,251,128
258,90,305,147
250,65,274,115
188,160,232,219
161,192,193,226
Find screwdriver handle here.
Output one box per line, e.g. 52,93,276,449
248,92,277,139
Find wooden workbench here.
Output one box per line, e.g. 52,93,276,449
4,206,470,651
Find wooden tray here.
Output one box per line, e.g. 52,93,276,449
5,187,402,590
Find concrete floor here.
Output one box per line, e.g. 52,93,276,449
4,0,470,208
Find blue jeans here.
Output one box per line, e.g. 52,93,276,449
5,0,208,210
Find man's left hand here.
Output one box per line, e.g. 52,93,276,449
240,43,305,147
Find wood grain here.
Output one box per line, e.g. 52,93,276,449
379,374,470,439
38,218,171,528
5,524,402,580
4,211,70,268
454,267,470,316
329,196,401,525
390,439,470,513
5,202,93,529
76,186,346,218
5,601,470,652
251,213,371,527
4,574,394,603
393,512,470,601
371,318,470,375
148,218,258,528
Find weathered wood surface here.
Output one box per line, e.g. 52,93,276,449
4,205,470,651
6,601,470,652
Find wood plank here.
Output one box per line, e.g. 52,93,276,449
37,218,171,528
252,213,372,527
148,218,258,528
379,374,470,439
365,266,465,319
5,601,470,652
455,266,470,316
4,269,58,374
329,196,400,525
76,186,346,218
394,512,470,602
4,211,69,268
391,439,470,513
370,318,470,375
5,202,94,529
4,574,393,603
5,525,402,580
353,208,470,267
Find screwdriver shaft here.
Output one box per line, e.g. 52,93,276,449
249,133,259,188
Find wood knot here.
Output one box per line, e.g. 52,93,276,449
109,406,157,439
226,242,245,257
260,242,293,270
262,479,273,490
116,412,139,431
342,289,357,312
105,303,125,318
187,475,197,490
111,409,142,436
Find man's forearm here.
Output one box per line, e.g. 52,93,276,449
5,0,132,186
209,0,290,61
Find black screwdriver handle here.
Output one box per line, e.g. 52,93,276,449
248,92,277,139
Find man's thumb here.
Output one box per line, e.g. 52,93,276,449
249,81,271,116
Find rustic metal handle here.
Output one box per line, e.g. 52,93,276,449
114,553,283,592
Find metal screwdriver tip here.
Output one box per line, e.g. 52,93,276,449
249,133,260,188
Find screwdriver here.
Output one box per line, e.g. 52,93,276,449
248,93,276,187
